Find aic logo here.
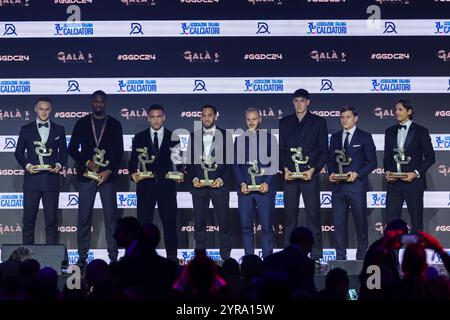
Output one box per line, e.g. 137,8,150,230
435,21,450,34
434,136,450,150
184,51,219,63
310,50,346,62
0,80,31,93
3,24,17,36
244,79,283,92
54,23,94,36
370,193,386,207
118,79,157,93
371,79,411,92
373,107,395,119
307,21,347,35
180,22,220,35
57,51,93,63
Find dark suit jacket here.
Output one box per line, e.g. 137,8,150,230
14,120,68,191
233,130,278,195
128,127,179,193
68,115,124,183
185,127,232,191
263,245,316,295
279,112,328,176
383,122,435,191
327,128,377,193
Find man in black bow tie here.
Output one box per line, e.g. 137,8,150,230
383,99,435,231
15,97,68,244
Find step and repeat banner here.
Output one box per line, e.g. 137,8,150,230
0,1,449,258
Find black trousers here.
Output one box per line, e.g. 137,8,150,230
283,177,322,260
332,191,368,260
386,187,424,232
23,190,59,245
191,187,231,260
78,181,121,262
136,183,178,258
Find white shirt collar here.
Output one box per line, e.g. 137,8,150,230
401,120,412,129
343,126,357,136
150,126,164,135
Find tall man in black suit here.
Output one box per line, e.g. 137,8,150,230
68,90,124,265
384,99,435,232
128,104,179,260
279,89,328,262
15,97,68,245
327,107,377,260
186,105,232,260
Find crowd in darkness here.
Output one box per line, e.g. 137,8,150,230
0,217,449,301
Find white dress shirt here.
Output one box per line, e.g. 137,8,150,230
150,126,164,149
397,119,412,151
203,125,216,156
342,125,357,149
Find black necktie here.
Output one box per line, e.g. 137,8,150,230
38,122,48,128
153,132,159,153
398,124,407,130
343,131,350,151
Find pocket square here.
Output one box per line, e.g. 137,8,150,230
55,137,60,140
352,144,361,147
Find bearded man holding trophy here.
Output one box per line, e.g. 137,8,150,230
327,107,377,260
383,99,435,232
15,97,68,245
68,90,124,266
233,108,278,258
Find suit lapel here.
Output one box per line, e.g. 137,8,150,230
31,122,42,142
46,121,56,146
404,123,416,151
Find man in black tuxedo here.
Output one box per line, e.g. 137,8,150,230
128,104,180,260
383,99,435,232
279,89,328,262
186,105,233,260
68,90,124,265
327,107,377,260
15,97,68,245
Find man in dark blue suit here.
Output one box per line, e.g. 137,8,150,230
128,104,180,261
279,89,328,262
233,108,278,258
186,105,233,260
15,97,68,245
384,99,435,232
327,107,377,260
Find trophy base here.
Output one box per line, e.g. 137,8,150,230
333,174,350,181
247,184,262,192
136,172,155,179
289,172,307,180
34,164,53,171
388,172,408,179
199,179,214,187
166,171,184,181
83,171,103,183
